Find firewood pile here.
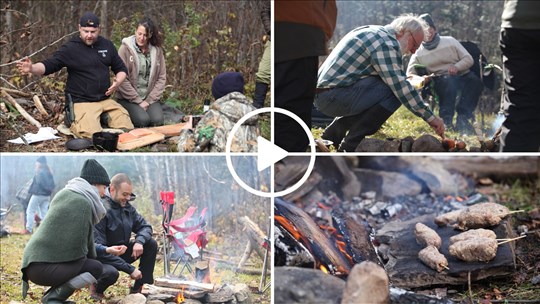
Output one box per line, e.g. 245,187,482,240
274,156,539,303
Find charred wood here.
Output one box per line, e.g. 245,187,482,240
275,198,352,276
274,224,315,268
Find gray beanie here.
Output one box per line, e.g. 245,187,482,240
420,13,436,30
80,159,110,185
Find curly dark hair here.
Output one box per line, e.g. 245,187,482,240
138,17,164,48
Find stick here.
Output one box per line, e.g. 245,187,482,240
0,87,32,98
441,264,450,270
498,235,526,246
0,102,7,113
467,271,473,304
1,89,41,128
0,31,78,67
32,95,48,115
507,210,525,214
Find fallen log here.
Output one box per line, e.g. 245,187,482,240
237,216,269,269
1,89,42,128
142,283,207,299
33,95,48,116
154,277,215,292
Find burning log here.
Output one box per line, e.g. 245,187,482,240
274,198,351,276
274,222,315,268
142,284,207,299
331,210,381,266
154,277,215,292
236,216,269,269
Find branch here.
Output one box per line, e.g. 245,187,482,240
0,31,77,67
1,89,41,128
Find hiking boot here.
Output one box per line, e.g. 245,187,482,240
21,229,31,235
338,105,395,152
129,285,142,294
456,115,474,135
89,284,104,301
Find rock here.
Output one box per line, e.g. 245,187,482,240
205,284,235,303
275,266,345,304
400,136,415,152
232,283,252,304
356,138,385,152
147,293,175,302
146,300,166,304
341,262,389,304
382,139,401,152
412,134,446,152
121,293,147,304
354,168,423,198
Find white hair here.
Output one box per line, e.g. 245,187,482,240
389,14,430,41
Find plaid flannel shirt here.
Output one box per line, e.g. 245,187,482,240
317,25,435,122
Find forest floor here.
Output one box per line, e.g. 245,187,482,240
0,111,271,153
0,213,271,304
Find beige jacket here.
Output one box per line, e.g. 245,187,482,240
407,36,473,77
116,36,166,105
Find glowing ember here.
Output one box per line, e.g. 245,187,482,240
275,215,302,240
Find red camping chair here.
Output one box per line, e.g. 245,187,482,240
160,191,208,278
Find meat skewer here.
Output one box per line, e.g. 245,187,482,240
449,237,498,262
418,245,449,272
415,223,442,249
455,203,523,231
449,235,527,262
449,228,496,245
434,210,462,227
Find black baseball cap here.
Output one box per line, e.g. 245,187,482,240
80,12,100,28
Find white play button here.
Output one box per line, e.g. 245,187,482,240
257,136,288,171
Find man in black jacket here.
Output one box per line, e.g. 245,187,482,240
16,12,134,138
92,173,157,299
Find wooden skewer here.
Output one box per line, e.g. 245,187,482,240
441,264,450,270
497,235,526,245
507,210,525,214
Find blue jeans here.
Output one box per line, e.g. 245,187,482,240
26,195,49,232
314,76,401,117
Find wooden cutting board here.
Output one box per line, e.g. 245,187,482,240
117,130,165,151
149,122,190,137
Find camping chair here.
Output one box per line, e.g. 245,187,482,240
160,191,208,278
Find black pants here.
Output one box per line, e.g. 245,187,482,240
96,239,158,293
500,28,540,152
117,99,164,128
25,257,103,287
433,72,483,125
275,57,319,152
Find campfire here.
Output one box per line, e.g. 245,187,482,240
274,156,535,303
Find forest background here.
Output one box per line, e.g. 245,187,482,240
1,0,268,115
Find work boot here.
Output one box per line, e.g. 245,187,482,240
253,82,269,109
89,283,104,301
322,116,356,150
42,272,96,304
338,105,395,152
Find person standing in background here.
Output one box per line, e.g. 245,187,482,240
274,0,337,152
116,17,167,128
499,0,540,152
253,0,271,109
24,156,54,234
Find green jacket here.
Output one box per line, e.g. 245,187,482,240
21,188,97,272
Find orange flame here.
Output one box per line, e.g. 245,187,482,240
320,265,329,274
275,215,302,240
176,287,185,303
317,202,332,210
